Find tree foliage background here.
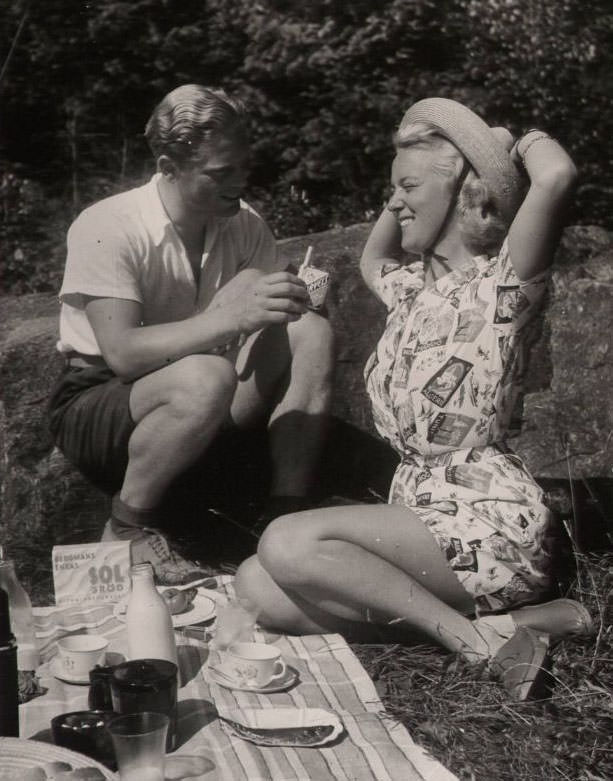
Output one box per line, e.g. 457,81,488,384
1,0,612,293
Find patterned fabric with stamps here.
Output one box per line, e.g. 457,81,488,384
364,238,553,611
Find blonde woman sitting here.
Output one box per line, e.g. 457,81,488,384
235,98,591,701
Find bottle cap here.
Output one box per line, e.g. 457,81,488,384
0,587,15,646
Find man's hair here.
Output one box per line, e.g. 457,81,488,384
394,121,509,255
145,84,247,166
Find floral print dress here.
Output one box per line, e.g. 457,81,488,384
364,239,554,612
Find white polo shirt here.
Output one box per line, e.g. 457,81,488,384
58,174,282,356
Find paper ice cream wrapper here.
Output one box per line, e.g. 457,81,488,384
299,266,329,310
52,541,130,606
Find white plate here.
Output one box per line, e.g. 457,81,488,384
219,707,343,747
114,590,216,628
0,737,117,778
48,656,91,685
209,664,299,693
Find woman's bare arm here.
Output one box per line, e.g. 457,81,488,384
360,207,404,296
508,132,578,280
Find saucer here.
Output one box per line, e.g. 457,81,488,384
209,664,299,693
114,590,216,628
49,657,91,685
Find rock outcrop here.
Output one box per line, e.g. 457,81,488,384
1,223,612,599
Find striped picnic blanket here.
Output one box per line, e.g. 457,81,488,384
22,577,457,781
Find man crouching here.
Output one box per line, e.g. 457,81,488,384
48,84,334,585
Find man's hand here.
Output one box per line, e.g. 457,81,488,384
210,269,309,335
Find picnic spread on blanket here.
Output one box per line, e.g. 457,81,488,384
2,555,458,780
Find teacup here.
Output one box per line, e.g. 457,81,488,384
57,634,109,679
219,642,286,688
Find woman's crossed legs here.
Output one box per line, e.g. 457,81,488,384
235,504,490,657
235,504,593,700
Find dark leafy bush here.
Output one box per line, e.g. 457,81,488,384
0,167,66,294
1,0,611,293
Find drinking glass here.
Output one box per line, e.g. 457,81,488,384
107,711,168,781
213,597,257,650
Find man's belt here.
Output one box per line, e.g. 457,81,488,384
63,351,109,369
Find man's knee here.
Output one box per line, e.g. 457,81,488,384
165,355,237,422
286,312,334,403
288,310,334,359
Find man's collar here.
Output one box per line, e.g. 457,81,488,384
138,172,234,245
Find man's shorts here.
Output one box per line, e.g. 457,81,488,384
48,361,273,510
48,365,135,494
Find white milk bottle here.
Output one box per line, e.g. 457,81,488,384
126,563,178,667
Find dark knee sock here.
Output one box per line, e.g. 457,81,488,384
261,495,312,517
253,496,314,535
111,494,161,531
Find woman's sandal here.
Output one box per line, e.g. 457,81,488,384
512,598,594,640
489,626,550,702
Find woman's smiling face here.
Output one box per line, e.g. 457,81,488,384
387,145,458,255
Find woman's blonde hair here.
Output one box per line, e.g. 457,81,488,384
394,121,509,255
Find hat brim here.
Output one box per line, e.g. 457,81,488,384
400,98,523,222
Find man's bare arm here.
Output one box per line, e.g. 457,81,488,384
86,269,308,381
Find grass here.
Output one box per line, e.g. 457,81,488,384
352,552,613,781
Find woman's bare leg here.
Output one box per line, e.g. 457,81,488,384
236,504,502,660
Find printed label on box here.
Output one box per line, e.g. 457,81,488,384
52,541,131,606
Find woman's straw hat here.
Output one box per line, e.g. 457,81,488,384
399,97,524,222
